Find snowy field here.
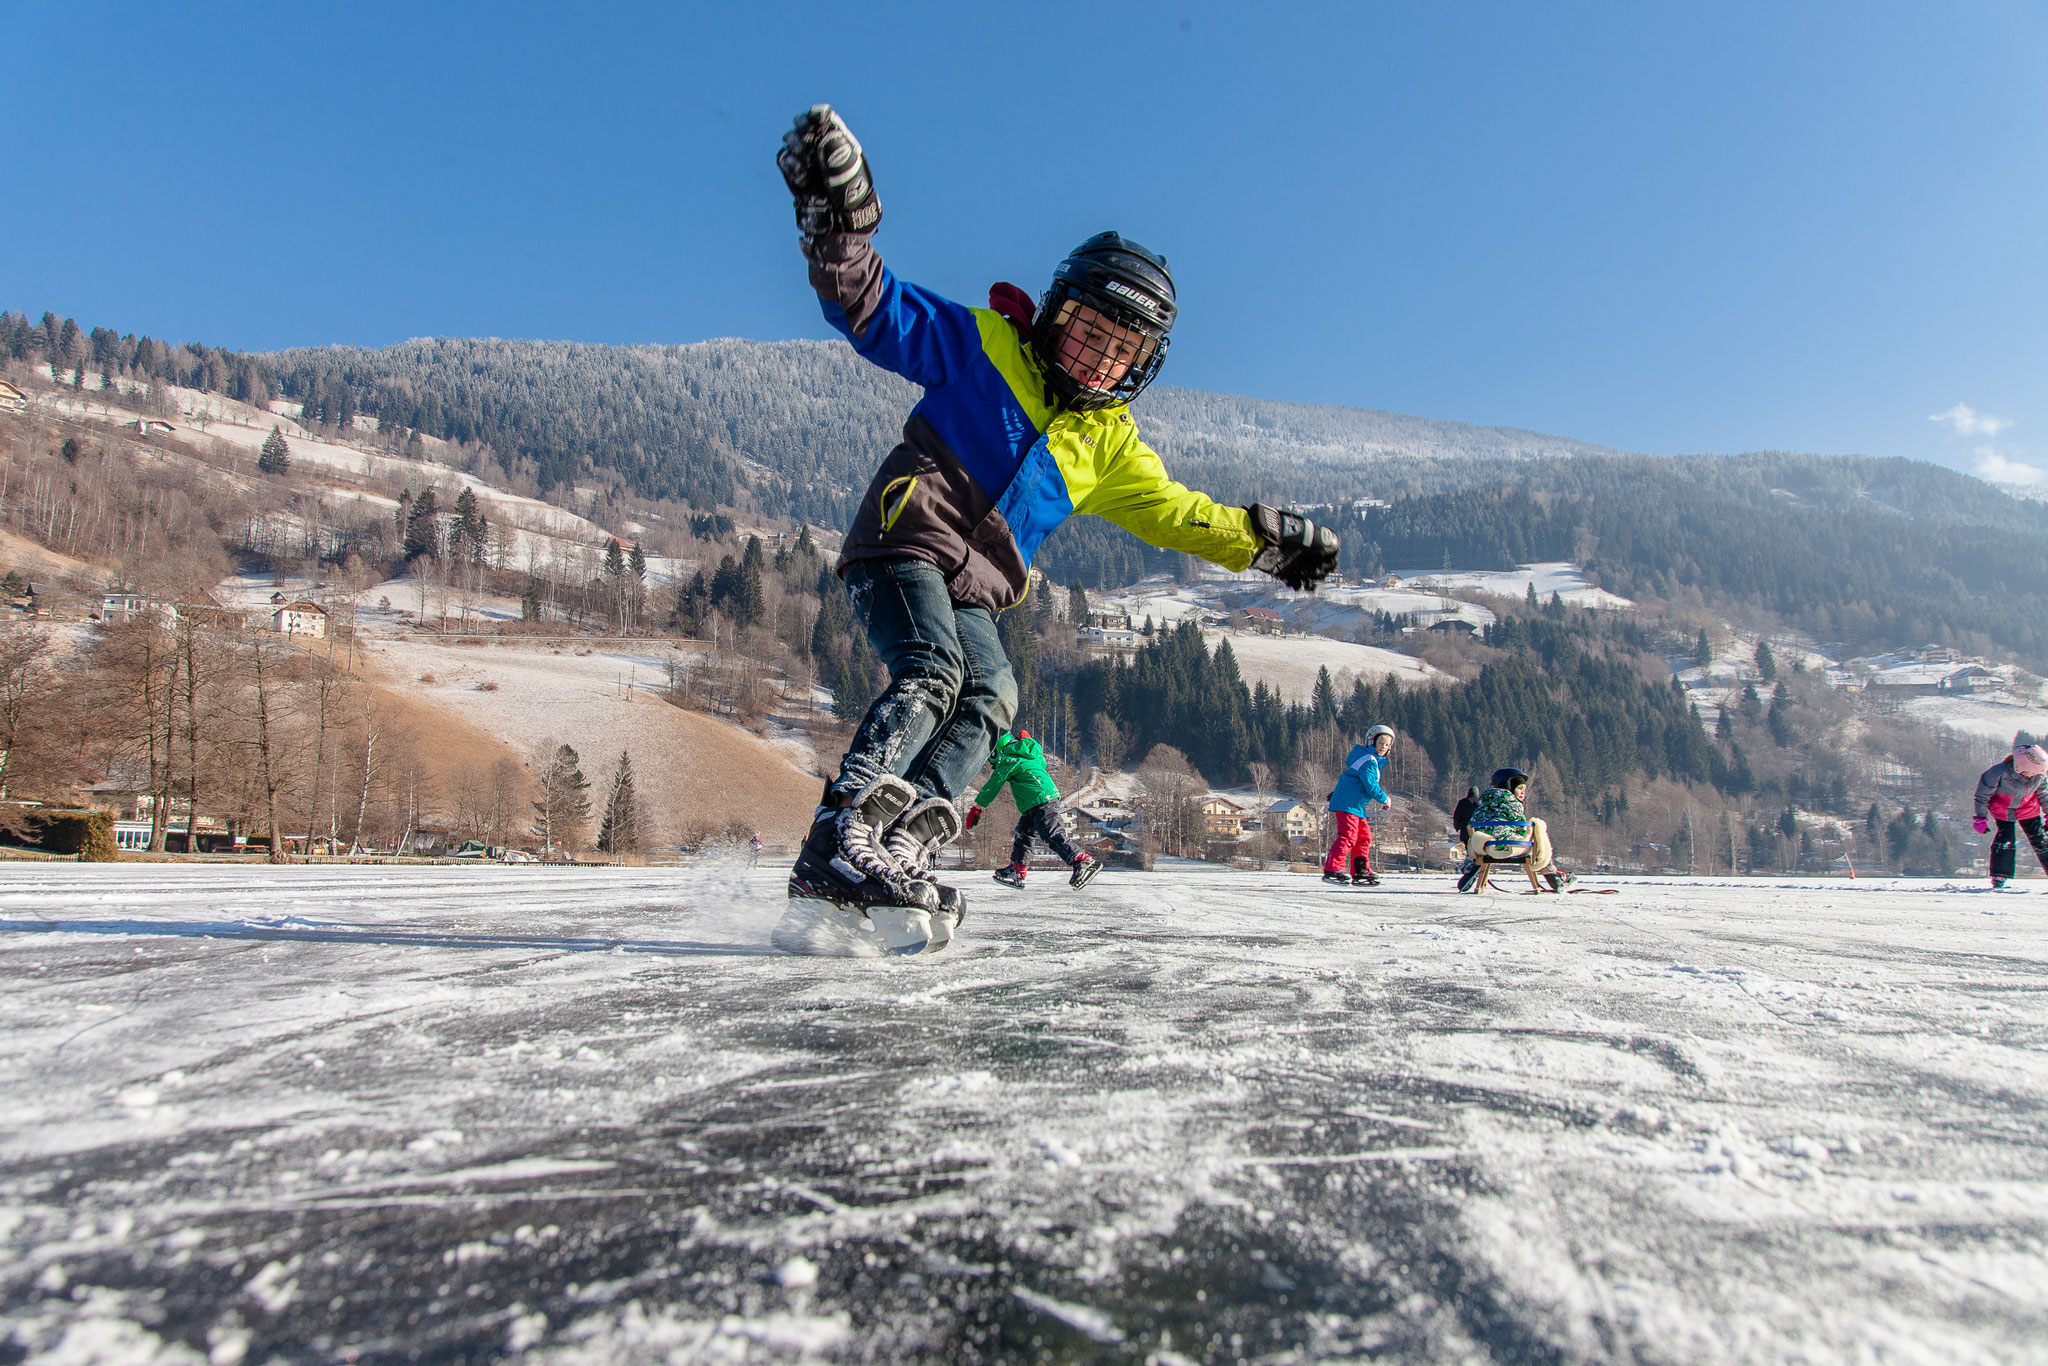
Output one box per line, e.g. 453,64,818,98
1391,563,1632,611
1203,631,1439,703
2,864,2044,1364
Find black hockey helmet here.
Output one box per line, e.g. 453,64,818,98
1490,767,1529,791
1034,231,1176,410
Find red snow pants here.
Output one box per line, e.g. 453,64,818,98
1323,812,1373,876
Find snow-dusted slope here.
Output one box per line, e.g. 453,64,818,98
2,863,2041,1362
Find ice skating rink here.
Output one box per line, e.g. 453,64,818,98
1,862,2042,1363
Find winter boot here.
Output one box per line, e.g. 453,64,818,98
1455,860,1481,893
1543,869,1571,893
788,775,933,913
883,797,966,948
1992,875,2009,889
1068,854,1101,889
993,863,1028,889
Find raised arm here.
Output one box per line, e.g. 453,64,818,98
778,104,981,389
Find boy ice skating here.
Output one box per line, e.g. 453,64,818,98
1972,733,2048,888
969,730,1099,890
1458,767,1570,893
1323,725,1394,886
774,105,1341,936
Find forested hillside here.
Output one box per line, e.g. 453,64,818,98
11,307,2044,668
1325,455,2048,668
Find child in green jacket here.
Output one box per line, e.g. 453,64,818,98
968,731,1099,889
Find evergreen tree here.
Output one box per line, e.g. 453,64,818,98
1755,640,1777,682
453,487,484,559
403,489,441,560
739,536,767,626
532,744,592,855
603,537,626,579
521,579,543,622
1693,629,1712,667
258,425,291,475
628,542,647,580
1311,666,1338,728
598,751,643,857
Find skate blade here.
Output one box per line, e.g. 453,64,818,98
865,906,935,955
925,908,959,953
773,896,933,957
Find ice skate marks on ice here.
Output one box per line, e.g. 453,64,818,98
773,893,936,956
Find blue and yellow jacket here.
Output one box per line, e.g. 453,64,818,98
804,231,1264,612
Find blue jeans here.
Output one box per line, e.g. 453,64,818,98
832,558,1019,805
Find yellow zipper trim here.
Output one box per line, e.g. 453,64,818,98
878,474,920,533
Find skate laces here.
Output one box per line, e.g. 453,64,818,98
883,824,931,877
835,806,906,884
882,799,962,881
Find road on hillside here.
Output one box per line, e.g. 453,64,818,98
1,863,2043,1363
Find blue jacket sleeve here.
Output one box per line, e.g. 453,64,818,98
1361,755,1389,807
802,232,983,390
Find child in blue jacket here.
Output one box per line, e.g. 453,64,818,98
1324,726,1394,886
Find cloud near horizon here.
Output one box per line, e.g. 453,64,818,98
1974,448,2045,485
1931,403,2012,437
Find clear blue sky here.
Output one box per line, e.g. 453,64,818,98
7,2,2044,480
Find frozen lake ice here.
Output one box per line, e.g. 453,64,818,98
1,862,2043,1363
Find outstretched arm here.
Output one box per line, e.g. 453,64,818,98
1076,432,1338,589
975,756,1020,809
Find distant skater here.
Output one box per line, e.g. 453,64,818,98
1972,732,2048,888
970,730,1099,890
1324,725,1394,886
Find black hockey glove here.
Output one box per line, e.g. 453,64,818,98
776,104,881,237
1248,503,1340,592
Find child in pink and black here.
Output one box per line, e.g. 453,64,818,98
1973,732,2048,888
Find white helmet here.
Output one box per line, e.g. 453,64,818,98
1365,725,1395,744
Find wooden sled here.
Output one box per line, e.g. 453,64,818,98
1467,832,1545,894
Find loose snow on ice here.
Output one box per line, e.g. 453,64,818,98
2,862,2043,1361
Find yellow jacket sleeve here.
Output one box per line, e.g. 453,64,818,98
1072,428,1264,572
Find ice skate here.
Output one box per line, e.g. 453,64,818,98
1321,869,1353,887
1068,854,1101,890
993,863,1028,889
778,775,936,956
883,797,966,951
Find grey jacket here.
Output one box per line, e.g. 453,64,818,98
1973,759,2044,820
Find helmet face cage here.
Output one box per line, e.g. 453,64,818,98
1032,233,1177,411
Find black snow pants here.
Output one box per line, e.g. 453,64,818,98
1990,816,2048,881
1011,802,1086,870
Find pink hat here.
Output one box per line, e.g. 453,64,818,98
2015,744,2048,779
